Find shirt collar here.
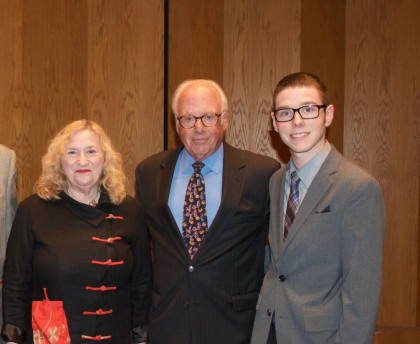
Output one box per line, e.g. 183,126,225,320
180,143,224,175
289,141,331,188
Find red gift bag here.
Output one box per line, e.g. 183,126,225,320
32,288,71,344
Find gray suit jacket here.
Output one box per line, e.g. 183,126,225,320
251,146,385,344
0,144,17,339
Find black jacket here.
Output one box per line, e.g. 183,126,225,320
135,144,280,344
2,192,152,344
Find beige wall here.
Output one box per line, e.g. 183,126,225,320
1,0,419,341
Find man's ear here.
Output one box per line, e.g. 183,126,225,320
221,112,229,131
271,112,279,132
324,104,334,127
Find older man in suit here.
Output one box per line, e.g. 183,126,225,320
0,144,17,343
135,79,280,344
251,72,385,344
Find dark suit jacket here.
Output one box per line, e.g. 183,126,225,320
135,143,280,344
251,146,386,344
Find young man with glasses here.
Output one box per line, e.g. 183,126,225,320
251,72,385,344
135,79,280,344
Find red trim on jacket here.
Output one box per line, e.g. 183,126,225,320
85,285,117,291
91,259,124,266
81,334,112,340
83,308,113,316
92,236,122,244
105,214,124,220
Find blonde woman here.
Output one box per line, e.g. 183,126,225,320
1,120,151,344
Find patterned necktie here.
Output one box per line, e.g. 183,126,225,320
284,171,300,240
182,162,208,259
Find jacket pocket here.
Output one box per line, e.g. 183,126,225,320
303,311,339,331
232,290,259,312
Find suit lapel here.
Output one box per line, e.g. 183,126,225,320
269,165,287,260
215,144,245,224
156,147,192,261
280,147,341,252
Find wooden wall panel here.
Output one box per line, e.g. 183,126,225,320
88,0,164,195
167,0,224,149
20,0,87,201
301,0,345,153
0,0,22,188
223,0,300,163
345,0,420,327
0,0,88,202
0,0,164,200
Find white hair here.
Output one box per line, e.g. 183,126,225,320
171,79,228,116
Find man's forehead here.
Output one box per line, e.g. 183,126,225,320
181,83,218,97
275,86,322,104
178,84,221,110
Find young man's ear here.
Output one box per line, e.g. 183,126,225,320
324,104,334,127
271,112,279,132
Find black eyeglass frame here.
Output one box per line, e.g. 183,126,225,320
273,104,328,122
176,113,223,129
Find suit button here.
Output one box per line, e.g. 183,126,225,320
183,301,189,309
279,275,286,282
267,309,272,316
188,265,194,272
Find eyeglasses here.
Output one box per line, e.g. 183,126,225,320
176,113,222,129
273,104,327,122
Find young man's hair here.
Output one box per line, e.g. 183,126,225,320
273,72,329,110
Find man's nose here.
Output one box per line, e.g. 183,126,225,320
194,117,206,130
292,111,304,125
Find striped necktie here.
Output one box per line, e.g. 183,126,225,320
284,171,300,240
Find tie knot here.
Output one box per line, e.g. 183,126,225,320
193,162,205,172
290,171,300,185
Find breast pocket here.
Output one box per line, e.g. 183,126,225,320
311,211,337,223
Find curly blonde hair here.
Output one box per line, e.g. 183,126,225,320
35,120,127,205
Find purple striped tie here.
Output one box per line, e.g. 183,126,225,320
284,171,300,240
